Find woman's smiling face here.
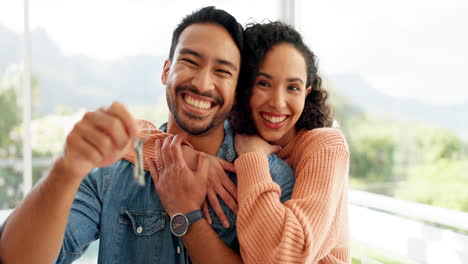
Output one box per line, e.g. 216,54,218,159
249,42,311,147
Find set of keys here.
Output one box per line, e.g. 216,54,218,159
132,121,157,187
133,138,146,186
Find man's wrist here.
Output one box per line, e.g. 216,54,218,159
48,158,84,190
167,205,200,218
180,218,211,247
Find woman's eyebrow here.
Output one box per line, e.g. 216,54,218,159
257,72,304,84
287,77,304,84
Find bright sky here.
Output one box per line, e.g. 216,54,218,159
1,0,467,105
298,0,468,105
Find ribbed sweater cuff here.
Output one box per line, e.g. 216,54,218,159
235,152,273,204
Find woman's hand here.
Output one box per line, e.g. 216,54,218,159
145,135,208,217
202,156,238,228
235,134,281,156
146,139,238,228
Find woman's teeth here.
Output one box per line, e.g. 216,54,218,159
262,114,287,124
184,95,212,110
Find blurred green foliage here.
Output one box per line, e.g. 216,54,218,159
396,159,468,212
330,86,468,212
0,66,44,208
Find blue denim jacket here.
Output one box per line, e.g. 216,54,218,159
54,121,295,263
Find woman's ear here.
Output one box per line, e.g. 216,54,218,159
161,60,171,84
306,85,312,96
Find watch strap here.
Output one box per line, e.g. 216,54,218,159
186,209,204,225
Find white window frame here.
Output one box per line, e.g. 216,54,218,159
22,0,32,197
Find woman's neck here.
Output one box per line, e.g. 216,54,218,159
272,128,297,147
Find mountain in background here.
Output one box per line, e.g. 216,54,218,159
0,25,166,114
0,25,22,72
1,24,467,138
329,74,468,138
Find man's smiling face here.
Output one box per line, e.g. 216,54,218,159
162,23,241,135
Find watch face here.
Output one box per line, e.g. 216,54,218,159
170,213,189,237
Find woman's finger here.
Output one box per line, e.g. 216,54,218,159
216,186,238,214
145,157,159,184
170,134,188,168
269,145,282,154
153,139,164,171
215,156,236,173
161,135,174,166
202,200,212,225
219,170,237,201
207,190,230,228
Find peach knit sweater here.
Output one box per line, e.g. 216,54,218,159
122,120,193,171
122,121,169,170
234,128,350,264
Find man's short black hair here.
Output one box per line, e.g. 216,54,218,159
168,6,244,61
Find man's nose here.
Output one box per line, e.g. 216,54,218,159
192,67,214,93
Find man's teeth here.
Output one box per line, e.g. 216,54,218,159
185,96,212,110
262,114,287,124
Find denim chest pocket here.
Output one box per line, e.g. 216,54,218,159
119,209,166,235
115,208,169,263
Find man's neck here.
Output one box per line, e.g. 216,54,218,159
166,115,225,156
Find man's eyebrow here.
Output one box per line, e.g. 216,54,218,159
179,48,238,71
256,72,272,79
179,48,203,58
216,59,238,71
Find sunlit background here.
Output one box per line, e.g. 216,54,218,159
1,0,467,263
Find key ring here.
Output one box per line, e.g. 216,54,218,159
133,121,159,186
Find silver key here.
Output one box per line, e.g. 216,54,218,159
133,138,146,186
133,120,159,186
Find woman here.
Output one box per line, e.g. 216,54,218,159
229,22,350,263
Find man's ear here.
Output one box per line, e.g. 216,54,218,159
161,60,171,85
306,85,312,96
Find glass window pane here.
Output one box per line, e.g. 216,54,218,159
298,0,468,212
0,0,24,209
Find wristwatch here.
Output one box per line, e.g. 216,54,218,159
170,209,204,237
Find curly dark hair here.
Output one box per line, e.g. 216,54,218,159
230,21,333,135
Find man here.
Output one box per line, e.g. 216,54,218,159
0,6,294,263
